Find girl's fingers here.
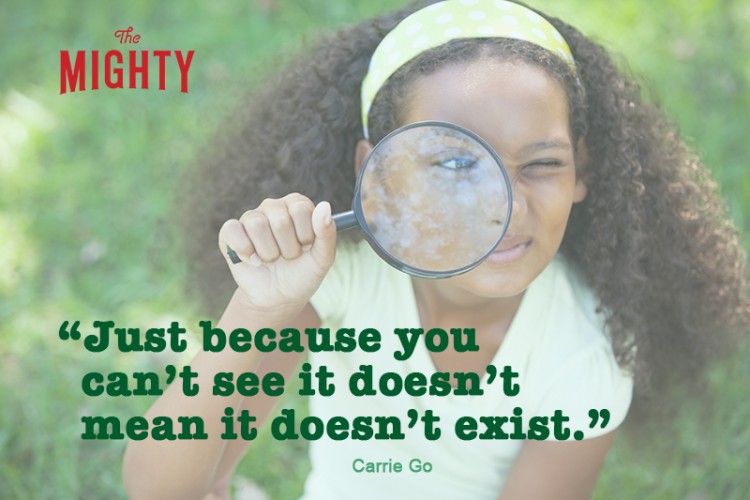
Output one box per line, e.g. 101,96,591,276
267,212,302,260
239,210,280,262
260,198,304,260
311,201,336,265
222,195,327,266
219,218,256,264
285,195,316,249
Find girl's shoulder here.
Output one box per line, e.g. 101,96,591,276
516,255,634,437
521,254,604,339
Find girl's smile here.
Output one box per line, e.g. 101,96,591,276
486,236,533,266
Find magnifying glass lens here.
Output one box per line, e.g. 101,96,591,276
357,123,511,276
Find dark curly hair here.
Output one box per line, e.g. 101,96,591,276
180,0,749,418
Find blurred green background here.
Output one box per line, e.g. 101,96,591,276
1,0,749,498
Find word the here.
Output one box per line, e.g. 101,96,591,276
114,26,140,44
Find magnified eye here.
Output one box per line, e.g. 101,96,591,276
432,156,478,170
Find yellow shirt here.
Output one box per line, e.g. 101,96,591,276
303,241,633,500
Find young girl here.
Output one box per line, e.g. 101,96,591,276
123,1,749,498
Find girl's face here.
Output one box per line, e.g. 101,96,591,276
402,59,587,300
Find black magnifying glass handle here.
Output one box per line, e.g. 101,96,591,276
332,211,357,231
226,209,358,264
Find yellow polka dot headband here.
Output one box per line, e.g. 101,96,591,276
361,0,576,139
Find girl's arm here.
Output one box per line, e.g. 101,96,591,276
123,195,336,499
122,292,309,499
200,302,322,498
498,431,617,500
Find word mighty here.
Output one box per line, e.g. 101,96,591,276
60,50,195,94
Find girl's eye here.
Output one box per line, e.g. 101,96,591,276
525,160,564,169
521,160,566,175
432,156,478,170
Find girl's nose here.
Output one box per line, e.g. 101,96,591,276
501,180,528,222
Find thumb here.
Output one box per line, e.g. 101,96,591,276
311,201,337,267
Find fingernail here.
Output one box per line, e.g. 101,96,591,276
322,201,332,226
249,254,262,267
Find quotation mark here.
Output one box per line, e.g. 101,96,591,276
59,320,81,341
588,409,610,429
573,409,611,441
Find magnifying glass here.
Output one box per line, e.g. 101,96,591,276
228,121,512,278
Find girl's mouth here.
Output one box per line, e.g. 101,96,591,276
486,238,532,265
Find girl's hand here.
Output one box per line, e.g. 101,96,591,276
218,193,337,315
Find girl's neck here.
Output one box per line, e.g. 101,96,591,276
410,277,524,334
410,277,525,375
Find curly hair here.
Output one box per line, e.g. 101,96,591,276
180,0,749,418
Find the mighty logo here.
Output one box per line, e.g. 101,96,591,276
60,26,195,95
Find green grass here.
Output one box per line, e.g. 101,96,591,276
1,0,749,498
